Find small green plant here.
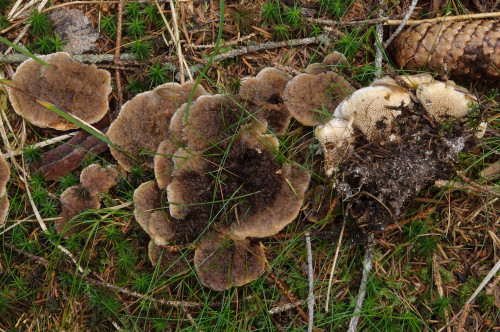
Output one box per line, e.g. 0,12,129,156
100,14,117,39
22,144,41,164
58,173,78,191
0,16,9,29
131,272,152,293
126,16,147,38
431,295,451,319
125,77,144,94
33,34,66,54
147,61,168,87
104,225,122,245
39,198,58,218
261,0,281,25
0,0,11,12
284,3,303,31
125,0,141,18
320,0,352,17
273,24,289,40
416,236,437,258
142,4,162,26
29,9,51,36
129,39,151,60
230,5,255,33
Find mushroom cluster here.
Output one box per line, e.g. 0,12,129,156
56,164,121,237
315,74,480,224
8,52,111,130
132,76,310,290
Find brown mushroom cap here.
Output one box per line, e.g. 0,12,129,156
56,164,119,237
416,80,477,121
154,140,175,191
305,51,350,75
283,62,355,126
148,241,191,275
56,185,100,237
80,164,120,194
194,232,266,291
239,68,292,135
107,81,207,171
8,52,111,130
0,154,10,224
134,181,175,245
180,94,246,151
219,163,310,240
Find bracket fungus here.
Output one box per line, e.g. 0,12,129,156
134,89,310,290
316,74,481,227
56,164,120,237
107,81,207,171
8,52,111,130
0,154,10,224
283,52,355,126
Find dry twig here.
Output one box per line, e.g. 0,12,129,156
305,232,314,332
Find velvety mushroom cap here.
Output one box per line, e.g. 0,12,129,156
0,155,10,224
154,140,175,190
239,68,292,135
305,51,350,75
8,52,111,130
333,84,411,140
180,94,246,151
56,164,119,237
194,232,266,291
80,164,120,194
56,185,100,237
283,65,355,126
239,67,291,104
416,80,477,121
107,81,207,171
315,118,355,176
134,181,175,245
148,241,191,275
220,163,310,240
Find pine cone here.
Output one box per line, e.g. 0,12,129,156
393,19,500,80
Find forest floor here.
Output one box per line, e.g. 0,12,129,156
0,0,498,331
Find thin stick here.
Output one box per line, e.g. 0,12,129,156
169,0,188,83
438,257,500,331
210,34,330,63
305,232,314,332
348,234,375,332
384,0,419,48
374,0,385,79
386,11,500,25
325,215,346,311
114,0,125,110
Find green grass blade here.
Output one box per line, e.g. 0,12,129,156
0,35,49,66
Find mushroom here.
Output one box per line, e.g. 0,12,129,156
56,164,120,237
416,80,477,121
107,81,207,171
194,232,266,291
148,241,191,276
134,181,175,245
0,154,10,224
8,52,111,130
133,92,311,290
314,118,355,176
333,80,412,141
239,67,292,135
283,54,355,126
